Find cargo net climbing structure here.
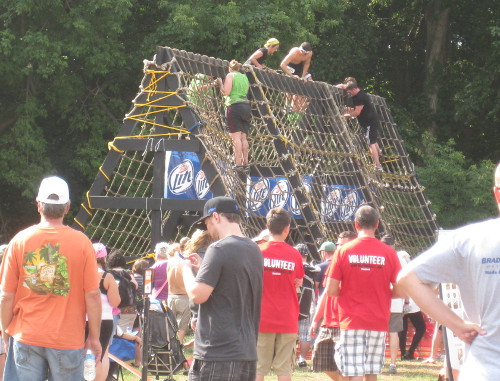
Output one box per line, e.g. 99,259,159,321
74,46,438,260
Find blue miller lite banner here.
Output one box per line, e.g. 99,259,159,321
165,151,364,222
246,176,313,218
246,177,364,221
321,184,364,222
164,151,213,200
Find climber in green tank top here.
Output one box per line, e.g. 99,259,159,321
216,60,253,170
225,71,249,106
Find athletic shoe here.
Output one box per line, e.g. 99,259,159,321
422,357,437,364
389,363,397,374
297,360,307,368
402,352,415,360
234,165,250,173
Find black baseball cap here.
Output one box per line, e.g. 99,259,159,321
192,196,241,230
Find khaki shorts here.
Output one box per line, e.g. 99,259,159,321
389,313,403,333
256,332,297,376
167,294,191,332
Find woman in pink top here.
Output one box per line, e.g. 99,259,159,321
90,243,121,381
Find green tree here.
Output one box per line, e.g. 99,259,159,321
0,0,133,239
415,135,496,228
0,0,497,242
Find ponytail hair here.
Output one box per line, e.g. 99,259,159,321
229,59,240,72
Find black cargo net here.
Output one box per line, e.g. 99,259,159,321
76,47,437,259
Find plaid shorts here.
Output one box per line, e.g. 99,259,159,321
311,327,340,372
189,359,256,381
334,329,386,377
298,316,314,342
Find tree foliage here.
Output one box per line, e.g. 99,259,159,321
0,0,498,241
415,135,497,229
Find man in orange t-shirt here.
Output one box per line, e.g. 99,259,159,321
0,176,101,381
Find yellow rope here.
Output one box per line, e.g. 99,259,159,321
114,132,187,140
144,71,171,101
128,105,183,117
86,191,95,210
108,141,125,153
99,166,110,182
126,252,155,264
81,203,93,216
124,115,189,134
74,218,85,230
135,93,179,107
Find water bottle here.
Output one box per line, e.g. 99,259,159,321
83,350,96,380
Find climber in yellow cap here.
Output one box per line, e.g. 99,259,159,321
245,38,280,70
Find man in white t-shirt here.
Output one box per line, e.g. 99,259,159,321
398,163,500,380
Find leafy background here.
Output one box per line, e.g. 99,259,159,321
0,0,498,241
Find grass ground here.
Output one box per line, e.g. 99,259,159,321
119,332,442,380
120,357,442,380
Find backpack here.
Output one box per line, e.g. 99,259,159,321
298,263,320,320
108,269,137,309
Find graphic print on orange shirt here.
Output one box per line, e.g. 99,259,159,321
23,243,70,296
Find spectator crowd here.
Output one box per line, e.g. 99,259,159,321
0,159,498,380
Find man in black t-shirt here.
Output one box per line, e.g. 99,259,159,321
339,80,383,171
182,197,264,381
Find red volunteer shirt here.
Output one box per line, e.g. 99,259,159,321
329,237,401,331
258,241,304,333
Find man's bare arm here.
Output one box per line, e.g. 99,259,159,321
345,105,364,118
397,269,485,344
280,49,297,76
182,261,214,304
302,54,312,79
294,278,303,288
309,291,327,337
0,291,15,352
391,281,405,298
85,289,102,361
325,277,340,297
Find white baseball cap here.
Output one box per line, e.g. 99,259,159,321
36,176,70,205
252,229,270,242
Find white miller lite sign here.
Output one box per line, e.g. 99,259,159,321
290,180,312,216
168,159,194,195
322,187,343,218
340,190,360,221
269,180,290,209
248,178,270,211
195,170,210,199
321,185,364,222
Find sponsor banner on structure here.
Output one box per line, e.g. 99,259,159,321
164,151,213,200
437,230,465,372
441,282,466,371
246,176,312,218
321,185,364,222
